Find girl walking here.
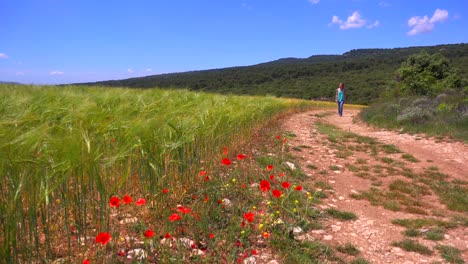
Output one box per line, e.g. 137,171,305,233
335,83,345,117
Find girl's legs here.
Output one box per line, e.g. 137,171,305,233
338,101,344,116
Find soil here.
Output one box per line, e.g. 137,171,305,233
280,108,468,264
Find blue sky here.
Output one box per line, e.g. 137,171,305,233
1,0,467,85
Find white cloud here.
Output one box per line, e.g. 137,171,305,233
367,20,380,29
430,9,448,23
379,1,390,7
330,11,378,30
146,68,152,72
407,9,448,36
49,70,64,75
0,53,8,59
127,68,134,73
309,0,320,4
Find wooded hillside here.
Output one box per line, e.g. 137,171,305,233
79,43,468,105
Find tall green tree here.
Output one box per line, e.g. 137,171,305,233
397,51,462,96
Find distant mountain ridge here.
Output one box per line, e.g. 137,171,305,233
78,43,468,104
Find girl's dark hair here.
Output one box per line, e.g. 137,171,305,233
339,83,344,89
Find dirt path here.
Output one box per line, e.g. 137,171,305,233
280,109,467,263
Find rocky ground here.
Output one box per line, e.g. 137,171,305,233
280,109,467,263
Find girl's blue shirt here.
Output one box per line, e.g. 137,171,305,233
337,88,344,102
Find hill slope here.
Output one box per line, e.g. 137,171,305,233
78,43,468,104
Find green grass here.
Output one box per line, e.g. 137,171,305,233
381,144,402,154
336,243,360,256
0,84,324,263
424,227,445,241
403,229,420,237
436,245,465,264
431,180,468,212
401,153,420,163
359,94,468,143
391,239,433,255
391,218,458,229
350,257,371,264
325,208,357,221
315,181,333,190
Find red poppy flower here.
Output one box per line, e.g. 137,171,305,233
281,182,290,189
269,174,274,180
118,250,126,257
279,172,285,177
217,199,222,204
222,158,232,165
223,147,228,155
144,229,155,238
209,233,215,239
295,185,303,191
262,231,270,238
162,188,169,194
266,165,274,171
164,232,172,238
135,198,146,206
83,260,91,264
122,195,132,204
237,154,246,160
243,212,255,223
109,196,120,208
252,249,258,255
177,206,191,214
199,171,207,176
260,180,271,192
204,196,209,202
272,189,282,198
169,213,181,222
241,221,245,228
95,232,111,245
204,176,210,181
276,135,281,139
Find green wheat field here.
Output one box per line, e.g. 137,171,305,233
1,84,353,263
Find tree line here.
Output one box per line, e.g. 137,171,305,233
77,43,468,105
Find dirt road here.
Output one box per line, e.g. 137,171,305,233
281,109,467,263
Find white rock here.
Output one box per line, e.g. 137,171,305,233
285,162,296,170
160,238,174,246
323,235,333,241
268,260,280,264
222,198,233,208
295,233,315,242
292,227,303,235
331,225,341,232
191,249,205,256
178,237,195,249
127,248,147,260
243,256,257,264
119,217,138,224
311,230,325,234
